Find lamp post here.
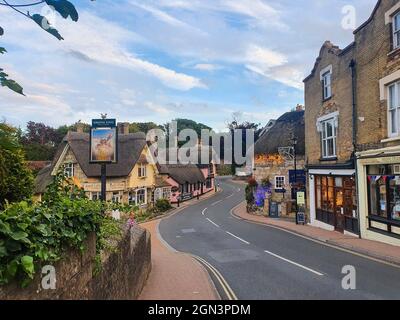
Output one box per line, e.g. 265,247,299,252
292,136,298,225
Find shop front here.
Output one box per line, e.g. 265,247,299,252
308,168,358,235
357,150,400,246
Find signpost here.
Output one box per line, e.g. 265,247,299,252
296,191,306,225
90,117,118,201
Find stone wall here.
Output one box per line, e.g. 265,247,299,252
0,225,151,300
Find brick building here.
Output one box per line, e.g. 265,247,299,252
305,0,400,245
354,0,400,246
304,40,358,235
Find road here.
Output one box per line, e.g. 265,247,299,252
159,177,400,300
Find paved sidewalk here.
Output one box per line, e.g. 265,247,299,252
233,201,400,266
139,191,220,300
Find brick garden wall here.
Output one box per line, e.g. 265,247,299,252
0,225,151,300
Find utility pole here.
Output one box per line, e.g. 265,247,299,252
292,136,298,225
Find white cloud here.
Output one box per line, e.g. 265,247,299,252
193,63,222,71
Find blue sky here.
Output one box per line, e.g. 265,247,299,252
0,0,377,131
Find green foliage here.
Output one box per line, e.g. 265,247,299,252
45,0,79,22
30,14,64,40
0,171,104,287
0,68,24,95
154,199,172,213
0,123,33,210
0,0,94,95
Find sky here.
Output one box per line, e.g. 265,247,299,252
0,0,377,132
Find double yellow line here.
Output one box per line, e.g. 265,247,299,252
191,255,238,301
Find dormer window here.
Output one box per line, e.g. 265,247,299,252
393,12,400,49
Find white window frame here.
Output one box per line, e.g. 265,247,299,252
388,82,400,137
64,163,74,178
91,192,101,201
138,164,147,178
320,65,332,100
112,192,122,204
162,188,171,200
322,72,332,100
320,118,337,159
275,176,285,190
393,12,400,49
317,112,338,159
136,188,147,205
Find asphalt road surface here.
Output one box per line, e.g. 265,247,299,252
159,177,400,300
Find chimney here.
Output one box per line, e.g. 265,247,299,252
76,122,85,133
118,122,130,135
296,104,304,112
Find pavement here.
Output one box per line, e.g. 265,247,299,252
157,177,400,300
139,190,220,300
232,201,400,267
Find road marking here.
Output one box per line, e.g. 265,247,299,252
226,231,250,245
226,193,234,199
191,255,238,300
211,200,223,206
202,208,208,216
229,203,400,270
237,188,241,192
206,218,220,228
264,250,324,276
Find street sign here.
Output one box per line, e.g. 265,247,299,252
297,211,306,224
297,191,306,205
92,119,116,128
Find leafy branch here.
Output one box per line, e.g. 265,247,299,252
0,0,95,95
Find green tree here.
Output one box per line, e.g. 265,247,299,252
129,122,162,134
0,0,94,95
0,123,34,209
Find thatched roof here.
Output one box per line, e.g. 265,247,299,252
159,164,206,185
34,165,53,194
254,110,305,156
34,132,147,194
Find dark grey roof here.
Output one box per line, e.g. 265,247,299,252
159,164,206,185
254,110,305,156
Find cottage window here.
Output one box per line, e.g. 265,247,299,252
138,164,147,178
388,82,400,137
91,192,101,201
128,192,136,206
322,71,332,100
320,118,337,158
393,12,400,49
162,188,171,200
112,192,121,203
136,189,147,205
64,163,74,178
275,176,285,190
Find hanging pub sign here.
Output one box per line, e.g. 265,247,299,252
90,119,118,164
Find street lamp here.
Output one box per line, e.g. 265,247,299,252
292,136,298,225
